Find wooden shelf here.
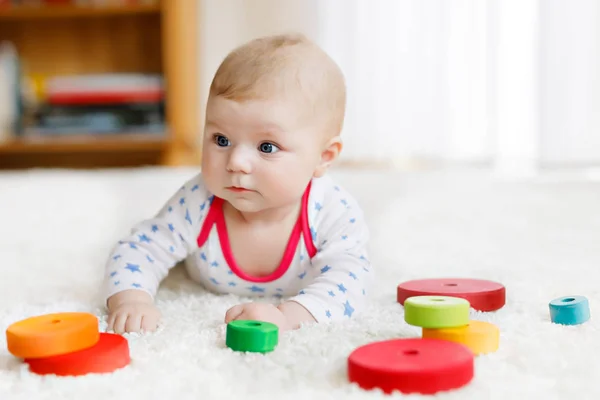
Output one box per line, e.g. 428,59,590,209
0,134,169,154
0,3,161,20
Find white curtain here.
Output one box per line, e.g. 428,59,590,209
198,0,600,174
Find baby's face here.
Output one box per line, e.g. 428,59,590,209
201,95,326,213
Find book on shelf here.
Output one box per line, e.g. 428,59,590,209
0,41,166,144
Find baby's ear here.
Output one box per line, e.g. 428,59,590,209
314,136,343,177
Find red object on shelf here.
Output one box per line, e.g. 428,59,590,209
25,333,130,376
47,90,164,105
348,338,474,395
397,278,506,312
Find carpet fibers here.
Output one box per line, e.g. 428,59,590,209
0,166,599,400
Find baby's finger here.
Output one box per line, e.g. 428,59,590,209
225,304,245,323
106,312,116,332
125,313,143,333
141,315,159,332
112,312,129,334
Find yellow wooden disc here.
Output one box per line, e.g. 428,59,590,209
422,320,499,355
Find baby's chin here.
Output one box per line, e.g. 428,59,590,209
223,196,266,213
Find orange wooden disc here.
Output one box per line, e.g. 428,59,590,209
25,333,130,376
6,312,99,359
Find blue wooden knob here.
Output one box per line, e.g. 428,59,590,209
549,295,590,325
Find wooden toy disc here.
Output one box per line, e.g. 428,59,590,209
397,278,506,311
422,320,500,355
404,296,470,328
226,320,278,353
348,338,474,395
25,333,130,376
6,312,99,359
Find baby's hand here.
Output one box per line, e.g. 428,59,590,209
106,290,161,334
225,302,291,332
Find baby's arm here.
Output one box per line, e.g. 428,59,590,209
283,191,372,326
103,174,210,333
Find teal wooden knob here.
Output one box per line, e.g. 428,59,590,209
404,296,470,328
549,295,590,325
226,320,278,353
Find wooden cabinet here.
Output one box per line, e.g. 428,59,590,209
0,1,201,169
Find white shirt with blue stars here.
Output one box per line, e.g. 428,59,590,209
102,173,372,323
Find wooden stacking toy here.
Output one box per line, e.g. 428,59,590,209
397,278,506,312
404,295,500,355
549,295,590,325
347,338,474,395
5,312,130,376
226,320,278,353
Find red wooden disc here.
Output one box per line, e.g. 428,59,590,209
397,278,505,311
25,333,130,376
348,338,474,395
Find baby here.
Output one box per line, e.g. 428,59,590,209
102,33,373,334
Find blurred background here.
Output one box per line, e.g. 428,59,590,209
1,0,599,178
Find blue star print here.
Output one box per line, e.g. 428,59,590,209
310,227,317,241
113,255,121,260
191,184,199,191
168,224,175,232
248,285,265,293
338,283,347,293
228,282,236,287
138,234,151,243
110,271,118,277
200,253,207,261
151,225,159,233
129,243,137,250
185,209,192,225
321,265,331,273
349,272,357,280
210,278,219,285
125,263,141,273
298,271,307,279
328,290,335,297
179,197,185,205
315,202,322,211
343,301,354,317
211,261,219,267
326,310,332,318
146,255,154,263
132,283,142,288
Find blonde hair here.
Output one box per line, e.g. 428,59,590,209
209,33,346,137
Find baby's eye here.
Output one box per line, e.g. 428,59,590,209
214,134,230,147
259,142,280,154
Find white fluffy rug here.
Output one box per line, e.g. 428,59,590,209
0,165,599,400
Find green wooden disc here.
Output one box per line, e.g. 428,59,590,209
226,320,278,353
404,296,470,328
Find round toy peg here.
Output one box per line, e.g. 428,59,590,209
226,320,278,353
24,333,130,376
549,295,590,325
6,312,99,359
422,320,499,355
404,296,470,329
397,278,506,312
347,338,474,395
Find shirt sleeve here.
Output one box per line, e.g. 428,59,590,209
288,185,373,323
101,173,211,303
